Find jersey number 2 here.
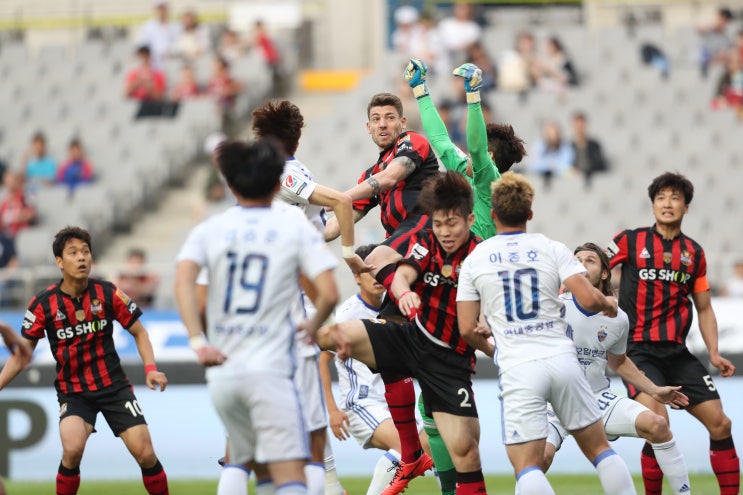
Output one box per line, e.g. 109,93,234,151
224,252,269,314
498,268,540,322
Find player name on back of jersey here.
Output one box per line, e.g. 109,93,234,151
214,322,269,336
503,319,556,336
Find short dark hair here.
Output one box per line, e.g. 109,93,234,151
354,244,378,261
128,248,146,260
252,100,305,156
487,123,527,174
417,170,473,218
32,131,46,143
136,45,151,57
572,111,587,122
69,138,82,148
574,242,614,296
53,226,92,258
367,93,403,119
216,139,285,200
719,7,733,20
647,172,694,205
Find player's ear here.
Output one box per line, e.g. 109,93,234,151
55,256,64,270
467,213,475,228
527,210,534,221
366,122,371,135
401,116,407,129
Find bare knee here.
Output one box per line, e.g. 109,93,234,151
709,414,733,440
130,442,157,467
638,412,672,443
315,325,335,351
61,439,87,468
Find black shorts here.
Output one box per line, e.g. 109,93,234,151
381,215,430,256
624,342,720,406
57,385,148,436
363,318,478,418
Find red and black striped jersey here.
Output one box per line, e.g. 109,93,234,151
353,131,439,237
400,230,481,355
21,278,143,394
606,225,710,344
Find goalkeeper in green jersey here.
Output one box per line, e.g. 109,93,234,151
404,58,526,240
402,59,526,495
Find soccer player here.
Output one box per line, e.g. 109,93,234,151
542,242,691,495
606,172,739,494
251,100,358,495
175,139,339,495
457,172,635,495
0,226,169,495
404,57,527,495
319,244,424,495
318,171,489,495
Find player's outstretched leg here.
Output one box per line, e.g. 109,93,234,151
572,421,635,495
324,432,347,495
418,396,456,495
634,411,690,495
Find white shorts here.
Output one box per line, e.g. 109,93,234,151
295,353,328,432
598,389,648,441
500,353,600,445
342,399,392,448
208,373,309,465
546,389,649,446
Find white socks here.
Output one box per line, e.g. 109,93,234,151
366,449,401,495
594,449,636,495
653,438,691,494
305,462,326,495
516,466,555,495
217,465,249,495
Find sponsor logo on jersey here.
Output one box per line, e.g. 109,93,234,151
55,319,109,340
59,403,67,417
116,288,131,305
640,247,651,259
638,268,692,284
606,241,620,258
423,271,456,287
283,173,308,196
409,243,429,260
91,298,103,315
358,385,369,399
55,309,66,321
22,310,36,329
680,250,692,266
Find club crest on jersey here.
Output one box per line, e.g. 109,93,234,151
680,250,692,266
640,247,651,259
441,264,453,278
55,309,66,321
663,252,672,264
358,385,369,399
597,328,607,342
91,299,103,315
283,173,307,196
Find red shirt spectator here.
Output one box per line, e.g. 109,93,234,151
125,46,167,101
0,171,36,237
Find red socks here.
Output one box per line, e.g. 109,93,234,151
56,463,80,495
710,437,739,495
456,470,487,494
142,459,169,495
640,442,663,495
383,375,421,463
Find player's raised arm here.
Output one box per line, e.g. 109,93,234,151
563,273,617,317
390,264,420,319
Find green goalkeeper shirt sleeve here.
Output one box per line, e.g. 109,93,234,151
417,95,469,176
466,100,499,239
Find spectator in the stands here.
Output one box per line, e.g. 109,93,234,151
392,5,420,56
535,36,579,92
253,20,282,96
438,2,482,65
0,171,36,238
721,260,743,297
0,230,19,308
528,120,574,188
498,31,537,92
175,9,211,61
137,0,180,69
116,248,161,307
125,46,167,102
56,138,94,194
171,64,201,101
207,56,243,137
409,11,448,76
21,132,56,187
217,29,246,64
570,112,608,187
697,7,734,77
712,51,743,115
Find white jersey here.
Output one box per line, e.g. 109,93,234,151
334,294,385,406
276,157,325,233
457,232,586,373
561,293,630,393
177,202,338,380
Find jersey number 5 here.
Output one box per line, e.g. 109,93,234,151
498,268,540,322
224,252,269,314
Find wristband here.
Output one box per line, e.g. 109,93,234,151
144,364,158,375
466,91,481,104
341,245,355,259
189,334,207,351
398,290,413,300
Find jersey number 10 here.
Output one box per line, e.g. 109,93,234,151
498,268,540,322
224,252,269,314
